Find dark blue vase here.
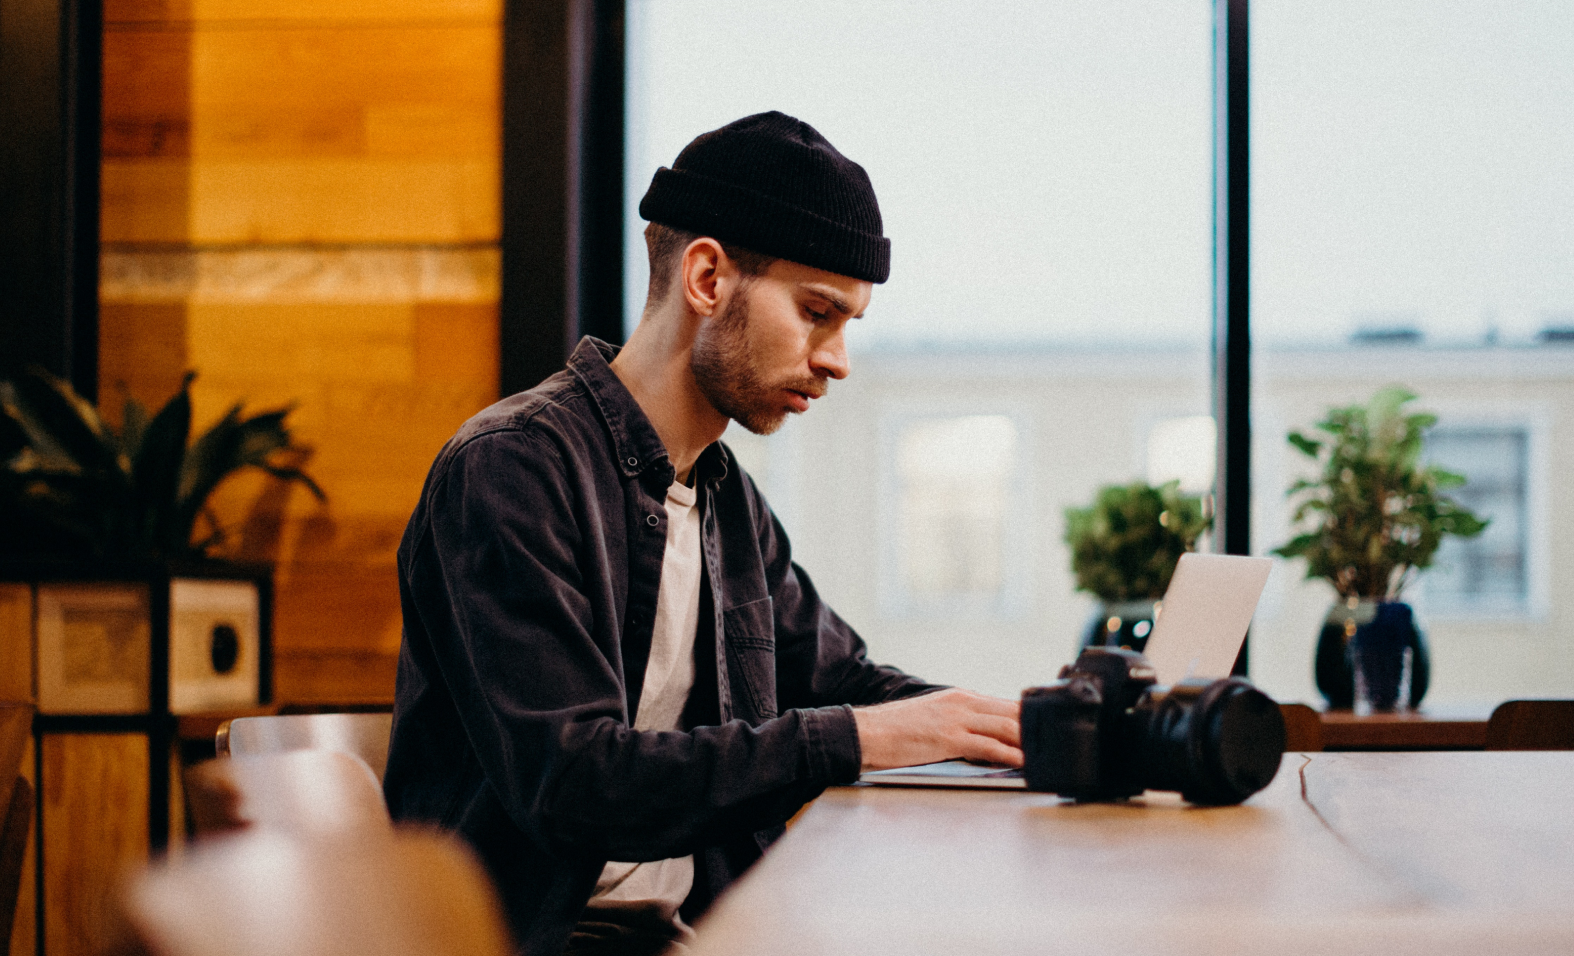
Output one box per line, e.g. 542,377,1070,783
1314,599,1430,710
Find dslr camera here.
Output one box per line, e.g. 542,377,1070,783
1020,647,1285,805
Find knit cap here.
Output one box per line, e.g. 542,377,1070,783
638,111,890,284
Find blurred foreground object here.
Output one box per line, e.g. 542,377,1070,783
219,712,393,784
184,751,390,838
119,829,512,956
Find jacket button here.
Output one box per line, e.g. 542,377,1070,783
627,457,639,467
646,514,659,527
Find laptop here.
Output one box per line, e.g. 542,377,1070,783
859,552,1274,789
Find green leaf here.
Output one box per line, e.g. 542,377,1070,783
133,372,195,554
121,398,151,461
10,367,128,478
1286,432,1321,457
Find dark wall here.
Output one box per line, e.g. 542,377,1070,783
0,0,100,399
501,0,625,397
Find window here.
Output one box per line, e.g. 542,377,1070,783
1250,0,1574,705
1420,425,1534,616
880,414,1024,616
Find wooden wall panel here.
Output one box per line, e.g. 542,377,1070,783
106,0,501,23
0,585,33,702
100,0,502,705
42,734,150,956
102,21,499,245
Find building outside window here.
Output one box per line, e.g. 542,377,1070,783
628,0,1574,704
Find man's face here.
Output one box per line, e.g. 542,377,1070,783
691,258,871,435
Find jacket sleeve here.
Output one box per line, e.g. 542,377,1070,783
740,470,945,710
405,427,860,863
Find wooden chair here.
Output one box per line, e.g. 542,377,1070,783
219,713,394,783
1279,703,1325,752
120,828,513,956
184,750,391,838
0,702,34,952
1485,700,1574,750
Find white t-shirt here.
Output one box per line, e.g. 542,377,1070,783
585,478,702,932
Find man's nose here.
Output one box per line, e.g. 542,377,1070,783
810,328,850,380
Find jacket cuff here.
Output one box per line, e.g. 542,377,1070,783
799,704,863,785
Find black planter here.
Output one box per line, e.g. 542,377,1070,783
1082,600,1160,655
1314,599,1430,710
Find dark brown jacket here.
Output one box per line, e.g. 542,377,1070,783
384,337,935,955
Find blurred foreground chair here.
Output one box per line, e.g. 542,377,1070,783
120,828,512,956
1279,703,1325,752
0,702,35,952
219,713,394,783
185,750,390,838
1485,700,1574,750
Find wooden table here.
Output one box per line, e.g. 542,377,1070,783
690,752,1574,955
1320,703,1492,750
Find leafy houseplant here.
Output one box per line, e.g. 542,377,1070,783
1,366,322,566
1273,386,1487,708
1065,480,1211,652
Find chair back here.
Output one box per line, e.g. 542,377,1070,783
122,829,513,956
219,713,393,783
0,702,34,951
185,751,391,838
1485,700,1574,750
1279,702,1325,752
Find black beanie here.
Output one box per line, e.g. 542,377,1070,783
638,111,891,284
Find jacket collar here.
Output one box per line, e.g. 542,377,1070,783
567,336,730,485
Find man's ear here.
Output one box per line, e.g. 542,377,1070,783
680,238,728,318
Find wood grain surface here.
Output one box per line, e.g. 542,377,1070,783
42,734,150,956
100,0,502,706
1320,705,1491,750
690,752,1574,956
0,586,33,704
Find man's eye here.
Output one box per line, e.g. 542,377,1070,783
805,307,829,321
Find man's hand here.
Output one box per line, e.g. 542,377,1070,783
852,689,1022,771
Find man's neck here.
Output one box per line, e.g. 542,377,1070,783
609,308,728,484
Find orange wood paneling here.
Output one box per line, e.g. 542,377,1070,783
102,22,499,244
106,0,501,24
0,585,33,702
98,302,190,420
42,734,150,956
100,0,501,705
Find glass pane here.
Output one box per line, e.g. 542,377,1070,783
1252,0,1574,706
629,0,1213,695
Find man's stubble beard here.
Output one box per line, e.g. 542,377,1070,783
691,284,825,436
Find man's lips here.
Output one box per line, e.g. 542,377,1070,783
783,385,825,413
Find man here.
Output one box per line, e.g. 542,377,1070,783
384,112,1021,956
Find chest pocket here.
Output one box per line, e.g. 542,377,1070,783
722,596,777,722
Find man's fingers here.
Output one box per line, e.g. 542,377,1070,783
965,713,1021,748
950,693,1020,720
963,737,1025,768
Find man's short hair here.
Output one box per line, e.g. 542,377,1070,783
644,223,777,304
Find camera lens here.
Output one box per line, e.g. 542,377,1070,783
1137,678,1285,805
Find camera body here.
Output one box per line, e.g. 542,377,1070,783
1021,647,1285,805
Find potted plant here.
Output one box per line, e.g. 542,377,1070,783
1,366,323,716
1,367,321,566
1273,386,1487,709
1065,480,1211,653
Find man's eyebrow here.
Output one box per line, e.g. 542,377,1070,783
798,283,863,318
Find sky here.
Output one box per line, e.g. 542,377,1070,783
626,0,1574,352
